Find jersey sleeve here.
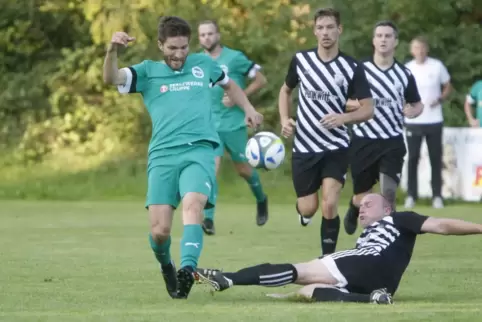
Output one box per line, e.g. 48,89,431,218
439,61,451,84
347,63,372,100
209,58,230,87
285,55,299,89
404,72,421,104
392,211,429,234
234,52,261,79
117,61,149,94
466,83,478,105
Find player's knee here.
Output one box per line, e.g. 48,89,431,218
297,197,318,217
151,224,171,243
182,192,207,225
148,205,173,243
234,162,252,179
321,196,337,219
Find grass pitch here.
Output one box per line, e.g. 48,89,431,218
1,201,482,321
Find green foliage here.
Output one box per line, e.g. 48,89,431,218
1,0,482,198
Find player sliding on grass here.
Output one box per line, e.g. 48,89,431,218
103,16,263,299
196,193,482,304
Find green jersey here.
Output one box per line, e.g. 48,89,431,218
205,46,260,132
118,54,227,160
467,80,482,126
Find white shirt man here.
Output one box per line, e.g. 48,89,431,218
404,36,452,210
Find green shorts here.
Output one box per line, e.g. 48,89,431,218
146,142,217,209
214,127,249,163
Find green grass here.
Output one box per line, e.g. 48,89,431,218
1,201,482,321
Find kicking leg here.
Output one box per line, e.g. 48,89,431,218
202,156,221,235
197,257,339,291
177,147,217,299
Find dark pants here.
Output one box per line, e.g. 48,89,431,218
405,123,443,199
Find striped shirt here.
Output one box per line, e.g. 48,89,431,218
285,49,371,153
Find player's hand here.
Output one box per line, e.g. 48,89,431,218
245,109,263,129
403,104,422,119
281,118,296,138
469,119,480,128
346,99,360,113
222,93,235,107
320,113,346,129
110,32,135,50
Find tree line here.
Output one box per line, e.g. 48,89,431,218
1,0,481,164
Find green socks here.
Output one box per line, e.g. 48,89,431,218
180,224,204,269
246,169,266,202
204,207,215,221
203,170,265,223
149,234,172,267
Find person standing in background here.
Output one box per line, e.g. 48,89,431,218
464,79,482,127
404,36,452,209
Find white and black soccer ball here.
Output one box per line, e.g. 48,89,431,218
245,131,286,170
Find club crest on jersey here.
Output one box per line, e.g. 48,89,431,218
160,85,169,93
334,74,344,86
192,66,204,78
220,64,229,74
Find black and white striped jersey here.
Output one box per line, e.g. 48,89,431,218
285,49,372,153
352,58,421,139
355,211,428,288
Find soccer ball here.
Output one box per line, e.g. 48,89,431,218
245,131,286,170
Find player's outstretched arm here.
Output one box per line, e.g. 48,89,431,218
421,217,482,235
222,80,263,127
103,32,135,86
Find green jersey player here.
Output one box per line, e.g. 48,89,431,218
103,16,263,300
464,79,482,127
198,20,269,235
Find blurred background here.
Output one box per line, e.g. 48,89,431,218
1,0,481,203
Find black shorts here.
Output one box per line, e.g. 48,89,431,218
349,136,406,194
320,249,394,294
291,149,349,198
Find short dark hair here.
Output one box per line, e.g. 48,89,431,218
374,20,399,38
313,8,341,26
198,20,219,32
158,16,191,43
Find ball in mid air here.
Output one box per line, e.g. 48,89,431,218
245,131,285,170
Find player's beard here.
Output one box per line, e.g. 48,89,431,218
204,40,220,53
166,56,186,70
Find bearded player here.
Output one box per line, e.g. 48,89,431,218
198,20,269,235
103,16,263,299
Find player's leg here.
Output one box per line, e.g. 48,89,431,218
344,139,379,235
202,135,224,235
425,124,444,208
146,165,180,298
224,128,268,226
291,153,323,226
319,149,349,255
298,284,392,304
197,258,338,291
202,153,222,235
177,143,217,298
379,138,407,210
405,127,423,208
